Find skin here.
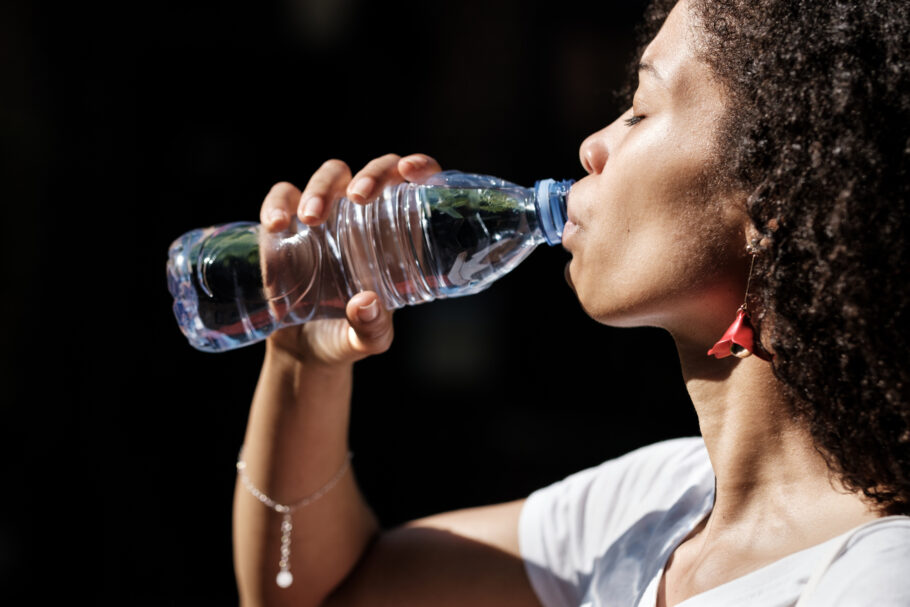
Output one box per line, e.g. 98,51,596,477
234,1,880,606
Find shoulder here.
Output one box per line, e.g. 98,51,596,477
523,436,712,548
518,438,713,606
526,436,711,515
811,517,910,606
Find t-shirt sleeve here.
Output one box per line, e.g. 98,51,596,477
807,521,910,606
517,437,710,607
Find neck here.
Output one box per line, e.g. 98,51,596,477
673,339,876,535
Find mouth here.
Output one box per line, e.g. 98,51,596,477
562,190,581,248
565,195,580,226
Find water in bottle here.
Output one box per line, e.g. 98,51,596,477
167,170,573,352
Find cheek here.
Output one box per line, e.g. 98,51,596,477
568,140,742,322
582,142,706,268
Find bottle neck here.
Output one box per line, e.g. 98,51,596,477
534,178,574,246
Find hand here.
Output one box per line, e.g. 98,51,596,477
258,153,443,366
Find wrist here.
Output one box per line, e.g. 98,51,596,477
260,340,354,415
265,337,353,377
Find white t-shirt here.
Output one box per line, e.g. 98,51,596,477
518,437,910,607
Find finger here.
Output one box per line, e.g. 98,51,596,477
346,153,403,205
345,291,394,357
260,181,302,232
398,154,443,184
299,159,353,226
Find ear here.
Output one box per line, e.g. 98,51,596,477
744,215,779,253
745,222,763,251
719,188,758,251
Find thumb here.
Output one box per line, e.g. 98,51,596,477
345,292,394,357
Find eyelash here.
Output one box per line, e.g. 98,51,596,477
624,115,644,127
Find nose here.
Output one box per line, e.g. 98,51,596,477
579,128,609,175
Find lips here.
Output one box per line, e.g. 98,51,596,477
562,189,581,247
566,195,580,226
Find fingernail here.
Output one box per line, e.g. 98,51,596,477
357,300,379,322
350,177,375,201
301,196,323,221
269,208,287,225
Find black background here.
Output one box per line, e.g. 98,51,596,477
2,0,698,604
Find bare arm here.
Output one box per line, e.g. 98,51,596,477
233,343,377,607
233,154,542,607
325,500,541,607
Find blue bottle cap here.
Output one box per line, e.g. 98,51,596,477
534,178,575,246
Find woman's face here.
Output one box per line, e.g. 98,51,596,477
564,0,749,345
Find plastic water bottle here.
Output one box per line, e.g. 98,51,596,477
167,170,574,352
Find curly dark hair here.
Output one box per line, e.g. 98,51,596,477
628,0,910,513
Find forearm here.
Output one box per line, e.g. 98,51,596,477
233,341,379,607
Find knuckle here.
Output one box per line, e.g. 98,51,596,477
369,324,394,353
268,181,297,197
401,153,438,173
378,154,402,174
307,160,352,196
320,158,351,176
362,153,401,176
376,333,394,353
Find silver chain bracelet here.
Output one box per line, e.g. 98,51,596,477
236,449,353,589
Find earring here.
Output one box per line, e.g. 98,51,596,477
707,244,771,361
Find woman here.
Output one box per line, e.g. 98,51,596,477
233,0,910,605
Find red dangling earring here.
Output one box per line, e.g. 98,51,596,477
707,246,772,361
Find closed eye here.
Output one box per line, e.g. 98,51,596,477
624,115,644,127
